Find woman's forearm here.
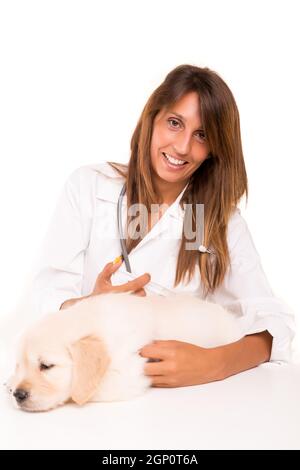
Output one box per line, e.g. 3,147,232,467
213,330,273,381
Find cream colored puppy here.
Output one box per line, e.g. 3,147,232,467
8,292,243,411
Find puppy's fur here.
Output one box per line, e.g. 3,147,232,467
8,293,243,411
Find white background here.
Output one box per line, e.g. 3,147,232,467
0,0,299,351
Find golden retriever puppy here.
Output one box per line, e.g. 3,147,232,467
8,292,243,411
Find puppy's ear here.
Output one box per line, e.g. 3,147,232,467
68,336,110,406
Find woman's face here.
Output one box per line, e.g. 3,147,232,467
150,91,210,186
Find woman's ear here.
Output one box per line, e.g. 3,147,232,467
68,336,110,405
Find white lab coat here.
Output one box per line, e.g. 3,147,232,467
32,161,296,363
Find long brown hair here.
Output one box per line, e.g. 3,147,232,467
108,64,248,298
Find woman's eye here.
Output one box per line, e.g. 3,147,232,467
168,118,180,128
196,132,206,142
39,363,55,371
168,118,206,142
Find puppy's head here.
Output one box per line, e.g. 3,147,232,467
8,312,110,412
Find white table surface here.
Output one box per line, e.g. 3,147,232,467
1,362,300,450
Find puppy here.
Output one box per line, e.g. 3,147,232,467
8,292,243,411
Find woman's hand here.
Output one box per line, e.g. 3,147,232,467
91,260,151,297
60,259,150,310
139,340,224,387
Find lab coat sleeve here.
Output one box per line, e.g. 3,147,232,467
31,166,94,315
209,209,296,364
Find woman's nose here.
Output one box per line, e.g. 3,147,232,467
172,131,191,156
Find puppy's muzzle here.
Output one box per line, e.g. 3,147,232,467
13,388,29,404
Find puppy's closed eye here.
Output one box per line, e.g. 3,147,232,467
39,363,55,371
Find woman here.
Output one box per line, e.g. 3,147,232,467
32,64,295,388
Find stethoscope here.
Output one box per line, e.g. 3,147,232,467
117,183,214,273
117,183,132,273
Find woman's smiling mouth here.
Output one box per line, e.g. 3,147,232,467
162,152,188,170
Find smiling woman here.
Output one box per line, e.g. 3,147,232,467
30,64,295,392
150,92,210,203
110,65,248,295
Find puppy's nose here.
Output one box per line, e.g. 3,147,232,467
13,388,29,403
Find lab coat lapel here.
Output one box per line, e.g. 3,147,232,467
129,186,186,254
130,208,184,254
95,174,125,204
95,166,186,254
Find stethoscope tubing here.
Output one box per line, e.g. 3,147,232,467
117,183,214,273
117,183,132,273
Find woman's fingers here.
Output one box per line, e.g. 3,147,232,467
132,288,147,297
91,260,122,294
113,273,151,294
92,259,151,296
100,260,122,280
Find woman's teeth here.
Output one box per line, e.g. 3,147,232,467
162,152,187,166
